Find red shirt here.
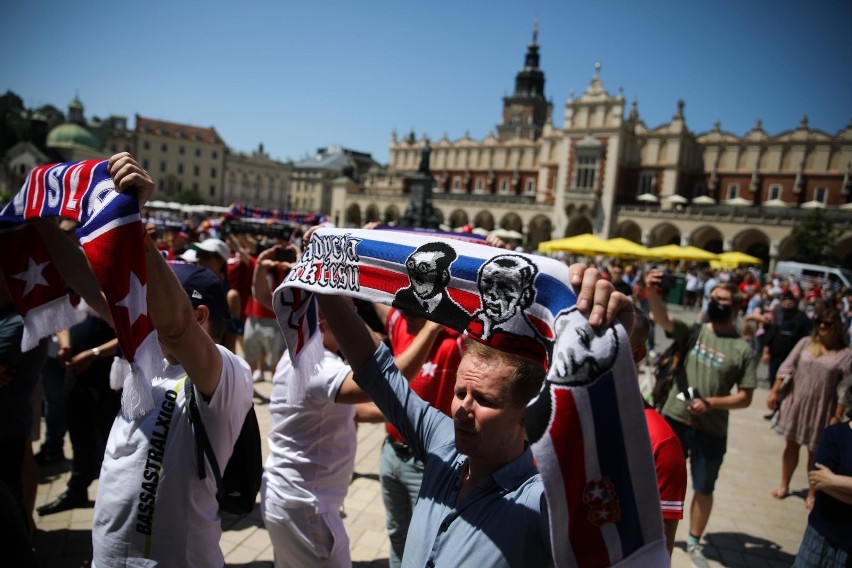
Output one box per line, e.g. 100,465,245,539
644,407,686,520
385,308,464,444
227,253,254,321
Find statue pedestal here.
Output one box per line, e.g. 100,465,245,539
400,173,439,229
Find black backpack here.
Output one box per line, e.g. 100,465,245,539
651,324,702,411
184,379,262,515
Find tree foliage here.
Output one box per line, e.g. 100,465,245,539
790,209,841,265
176,189,203,205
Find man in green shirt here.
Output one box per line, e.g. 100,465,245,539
645,269,756,568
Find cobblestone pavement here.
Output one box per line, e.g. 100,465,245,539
31,306,808,567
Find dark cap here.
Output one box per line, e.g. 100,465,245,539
171,263,229,323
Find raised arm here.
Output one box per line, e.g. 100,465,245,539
643,268,675,334
108,152,222,397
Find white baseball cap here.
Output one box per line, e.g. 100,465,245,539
190,238,231,261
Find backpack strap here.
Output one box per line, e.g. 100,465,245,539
673,323,702,397
184,378,226,496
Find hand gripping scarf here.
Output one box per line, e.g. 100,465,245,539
0,160,163,419
272,227,668,566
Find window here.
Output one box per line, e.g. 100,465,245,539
195,149,201,158
211,168,217,178
768,184,782,201
575,154,597,189
158,179,164,191
161,143,168,152
638,171,655,195
815,187,827,203
160,161,166,173
143,141,150,150
193,183,198,191
212,150,218,159
177,181,182,191
452,177,461,190
177,163,184,174
193,165,199,176
142,159,149,169
726,183,739,200
179,146,185,155
475,178,484,192
525,179,536,194
499,179,509,194
209,185,216,197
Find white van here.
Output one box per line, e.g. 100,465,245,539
774,261,852,289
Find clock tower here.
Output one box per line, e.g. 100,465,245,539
496,22,552,142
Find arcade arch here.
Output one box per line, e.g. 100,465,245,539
648,223,680,247
345,203,361,227
614,220,642,243
473,210,495,231
527,215,552,250
449,209,469,228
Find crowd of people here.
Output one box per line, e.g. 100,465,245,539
1,151,850,567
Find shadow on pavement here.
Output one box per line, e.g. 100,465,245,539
677,531,798,566
34,528,92,567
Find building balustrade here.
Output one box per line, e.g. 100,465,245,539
616,204,852,229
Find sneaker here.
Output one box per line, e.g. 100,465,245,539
686,543,710,568
252,369,264,383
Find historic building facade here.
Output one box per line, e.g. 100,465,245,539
223,143,292,210
133,115,227,204
336,30,852,268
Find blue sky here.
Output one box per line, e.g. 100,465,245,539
3,0,850,164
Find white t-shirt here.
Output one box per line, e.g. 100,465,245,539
262,349,355,513
92,345,252,567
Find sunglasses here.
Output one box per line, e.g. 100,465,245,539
818,320,833,327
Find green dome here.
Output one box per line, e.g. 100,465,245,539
46,123,100,150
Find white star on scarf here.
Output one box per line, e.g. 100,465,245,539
588,485,605,501
116,271,148,324
12,258,50,296
421,360,437,377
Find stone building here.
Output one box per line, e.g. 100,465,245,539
337,29,852,268
292,145,377,222
134,115,227,204
223,143,292,209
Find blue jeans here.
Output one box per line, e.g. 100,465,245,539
380,437,424,568
665,417,727,494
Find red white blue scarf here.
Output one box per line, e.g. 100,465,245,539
0,160,163,419
272,227,668,566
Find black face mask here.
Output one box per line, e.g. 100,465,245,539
707,300,732,323
782,307,796,318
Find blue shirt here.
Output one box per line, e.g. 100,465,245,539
356,343,553,568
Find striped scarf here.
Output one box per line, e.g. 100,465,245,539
0,160,163,419
272,227,668,566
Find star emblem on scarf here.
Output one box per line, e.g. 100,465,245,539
421,360,437,377
116,271,148,324
12,257,50,296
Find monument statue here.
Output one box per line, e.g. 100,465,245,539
418,140,432,173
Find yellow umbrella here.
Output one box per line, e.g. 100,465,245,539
647,244,719,262
711,251,762,268
538,233,618,256
606,237,653,259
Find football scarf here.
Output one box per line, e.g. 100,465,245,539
228,204,327,225
272,227,668,566
0,160,163,419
